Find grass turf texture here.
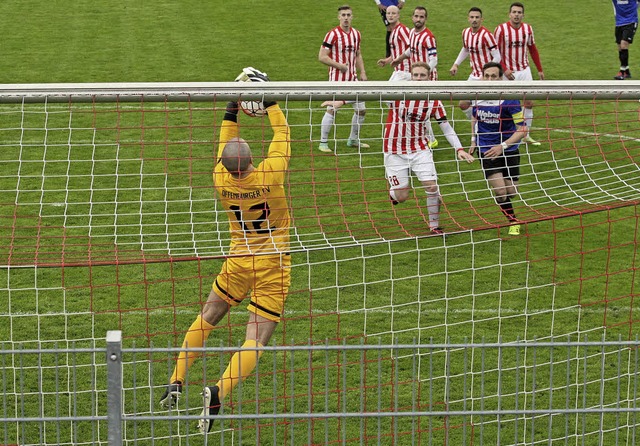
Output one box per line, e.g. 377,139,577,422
1,1,639,445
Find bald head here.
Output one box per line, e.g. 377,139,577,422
221,137,253,176
386,5,400,24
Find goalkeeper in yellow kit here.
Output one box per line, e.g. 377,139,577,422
159,69,291,434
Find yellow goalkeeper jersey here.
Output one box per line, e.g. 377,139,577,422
213,104,291,256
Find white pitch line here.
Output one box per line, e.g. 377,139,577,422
537,126,640,143
3,304,599,318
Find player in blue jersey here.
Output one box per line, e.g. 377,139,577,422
375,0,406,57
613,0,639,79
465,62,528,236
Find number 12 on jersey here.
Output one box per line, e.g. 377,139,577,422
229,202,273,234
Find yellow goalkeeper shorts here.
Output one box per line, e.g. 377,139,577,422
212,254,291,322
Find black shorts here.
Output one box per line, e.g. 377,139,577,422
615,23,638,44
479,149,520,181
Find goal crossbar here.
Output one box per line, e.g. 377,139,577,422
0,80,638,103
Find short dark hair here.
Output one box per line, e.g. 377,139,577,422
413,6,427,16
469,7,483,16
482,61,504,77
510,2,524,13
338,5,351,12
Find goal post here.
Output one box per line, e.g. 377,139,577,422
0,81,639,445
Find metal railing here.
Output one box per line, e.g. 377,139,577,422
2,331,639,445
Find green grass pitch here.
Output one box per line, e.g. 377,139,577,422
0,1,639,445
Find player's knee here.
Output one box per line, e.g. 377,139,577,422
393,189,410,202
494,194,507,204
356,109,366,117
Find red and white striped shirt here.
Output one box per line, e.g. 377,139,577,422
384,100,446,154
408,28,437,65
494,22,536,72
321,26,362,81
390,23,411,72
462,26,498,78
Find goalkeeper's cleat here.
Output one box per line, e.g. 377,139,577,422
159,381,182,409
614,70,632,80
347,139,370,149
523,135,541,146
318,142,332,153
428,138,439,149
390,195,399,205
198,385,221,434
508,224,521,236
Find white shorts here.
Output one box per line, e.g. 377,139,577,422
468,74,482,81
342,100,366,111
512,66,533,81
389,70,412,82
384,150,437,190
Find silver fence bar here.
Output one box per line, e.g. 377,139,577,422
105,330,123,446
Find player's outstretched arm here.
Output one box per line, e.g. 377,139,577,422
217,102,240,159
438,120,475,163
450,47,469,76
264,102,291,170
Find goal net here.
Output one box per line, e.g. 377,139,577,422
1,81,639,445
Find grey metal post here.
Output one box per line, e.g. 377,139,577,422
106,330,123,446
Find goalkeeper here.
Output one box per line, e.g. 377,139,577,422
159,68,292,434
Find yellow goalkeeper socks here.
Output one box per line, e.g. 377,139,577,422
170,314,215,384
216,339,264,400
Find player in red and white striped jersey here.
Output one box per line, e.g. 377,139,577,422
450,7,501,80
318,5,368,153
383,62,475,235
377,5,411,81
389,6,438,147
494,2,544,146
451,7,502,121
391,7,438,79
374,0,406,57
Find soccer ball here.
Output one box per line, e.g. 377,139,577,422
239,100,266,117
235,67,270,117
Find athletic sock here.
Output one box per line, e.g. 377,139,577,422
620,49,629,68
498,198,517,222
171,314,215,384
385,31,392,57
426,191,440,229
349,113,365,141
216,340,264,400
320,111,334,143
524,108,534,132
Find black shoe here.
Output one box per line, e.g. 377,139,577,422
390,195,399,205
159,381,182,409
430,227,445,235
198,385,221,433
614,70,632,80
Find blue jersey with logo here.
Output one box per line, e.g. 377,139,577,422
613,0,639,26
473,99,525,153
